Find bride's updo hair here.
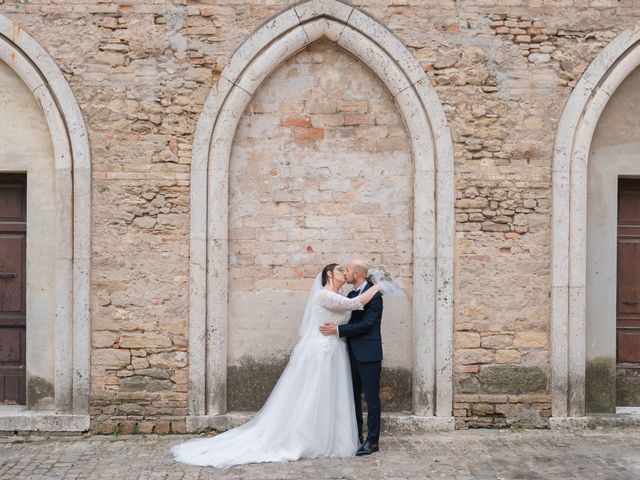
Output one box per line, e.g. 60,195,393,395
321,263,339,286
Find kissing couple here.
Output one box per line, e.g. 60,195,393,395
172,259,385,468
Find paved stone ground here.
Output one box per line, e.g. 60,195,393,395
1,429,639,479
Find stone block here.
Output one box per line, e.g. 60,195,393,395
455,348,495,365
471,403,495,416
131,357,149,370
455,198,488,209
154,421,171,434
132,216,156,229
293,127,324,140
119,334,172,349
344,113,375,125
92,331,118,348
478,394,508,403
455,331,481,348
311,113,344,127
336,100,369,113
481,222,510,232
171,420,187,433
304,215,337,228
495,349,521,364
100,420,118,434
456,375,479,394
461,365,479,373
148,352,188,369
92,349,130,369
133,369,170,379
120,377,173,392
116,403,144,416
280,115,311,127
137,421,155,434
156,213,188,228
513,331,548,348
479,365,547,394
481,334,513,349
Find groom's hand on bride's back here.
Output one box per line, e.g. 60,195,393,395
319,323,337,336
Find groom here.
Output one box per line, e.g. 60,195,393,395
320,259,383,456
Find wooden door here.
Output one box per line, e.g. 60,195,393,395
617,179,640,365
0,174,26,404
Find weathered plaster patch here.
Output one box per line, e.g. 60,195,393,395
228,356,412,411
227,357,289,411
26,376,55,410
585,357,616,413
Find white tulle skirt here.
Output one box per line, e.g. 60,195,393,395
172,336,359,468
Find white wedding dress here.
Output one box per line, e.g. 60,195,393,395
172,276,363,468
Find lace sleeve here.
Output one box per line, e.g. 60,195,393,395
317,290,364,313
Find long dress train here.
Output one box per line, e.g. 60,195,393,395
172,278,363,468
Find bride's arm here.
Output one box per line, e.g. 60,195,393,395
318,289,363,313
318,286,383,313
356,284,383,306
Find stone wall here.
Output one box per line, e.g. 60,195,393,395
227,40,413,411
454,173,551,427
1,0,639,431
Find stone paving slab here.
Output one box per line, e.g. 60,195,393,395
1,429,639,479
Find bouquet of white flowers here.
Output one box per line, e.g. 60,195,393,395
366,266,403,295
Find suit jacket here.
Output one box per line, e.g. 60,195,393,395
338,282,383,362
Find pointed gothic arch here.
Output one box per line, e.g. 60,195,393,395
0,15,91,431
188,0,455,431
551,25,640,426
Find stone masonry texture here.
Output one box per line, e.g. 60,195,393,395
0,0,639,432
227,39,413,411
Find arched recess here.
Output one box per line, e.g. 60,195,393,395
188,0,454,431
551,25,640,425
0,16,91,430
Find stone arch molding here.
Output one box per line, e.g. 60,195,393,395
188,0,455,432
551,25,640,427
0,15,91,431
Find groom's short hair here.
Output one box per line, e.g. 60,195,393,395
351,259,369,276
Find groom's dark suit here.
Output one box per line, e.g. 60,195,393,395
338,282,383,445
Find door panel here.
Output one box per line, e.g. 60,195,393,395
0,236,25,315
0,328,23,362
617,180,640,367
618,332,640,363
0,186,25,221
0,176,26,405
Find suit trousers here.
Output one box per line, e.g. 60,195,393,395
349,350,381,444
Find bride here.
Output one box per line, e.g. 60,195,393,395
172,263,383,468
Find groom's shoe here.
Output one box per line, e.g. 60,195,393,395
355,440,378,456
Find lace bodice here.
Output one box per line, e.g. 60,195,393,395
310,289,363,354
316,289,363,322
